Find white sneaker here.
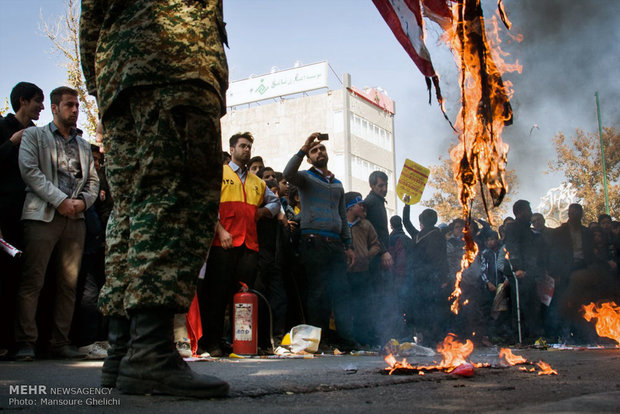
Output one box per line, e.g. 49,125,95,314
78,342,108,360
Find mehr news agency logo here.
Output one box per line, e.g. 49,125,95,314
8,384,120,407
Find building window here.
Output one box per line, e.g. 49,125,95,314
349,113,392,151
351,154,394,183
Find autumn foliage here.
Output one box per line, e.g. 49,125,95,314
423,152,517,225
547,127,619,223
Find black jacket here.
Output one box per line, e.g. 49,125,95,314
0,113,33,206
548,222,594,278
364,190,389,253
403,205,448,284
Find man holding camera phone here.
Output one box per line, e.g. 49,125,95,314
283,132,356,350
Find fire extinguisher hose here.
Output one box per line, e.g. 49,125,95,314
248,288,275,353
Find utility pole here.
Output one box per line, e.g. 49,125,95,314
595,91,610,215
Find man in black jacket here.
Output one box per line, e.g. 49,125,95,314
363,171,394,343
403,205,449,345
364,171,393,269
504,200,547,343
546,203,594,340
0,82,44,356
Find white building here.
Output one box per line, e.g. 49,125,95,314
221,61,398,216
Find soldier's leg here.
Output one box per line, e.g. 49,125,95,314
114,84,226,397
99,93,139,386
123,84,221,311
99,97,136,317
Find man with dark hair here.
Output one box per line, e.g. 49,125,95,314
257,166,275,181
547,203,594,340
80,0,229,397
197,132,280,356
284,133,355,349
344,191,381,345
364,170,393,269
363,170,394,342
248,155,265,175
504,199,546,343
0,82,45,355
403,205,448,344
15,86,99,361
389,215,411,338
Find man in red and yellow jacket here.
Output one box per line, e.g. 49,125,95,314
197,132,280,356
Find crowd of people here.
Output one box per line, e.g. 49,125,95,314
2,81,620,368
2,80,620,400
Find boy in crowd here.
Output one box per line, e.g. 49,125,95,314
344,192,382,346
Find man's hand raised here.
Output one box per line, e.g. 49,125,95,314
300,132,321,155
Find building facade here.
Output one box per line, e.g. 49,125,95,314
221,62,398,216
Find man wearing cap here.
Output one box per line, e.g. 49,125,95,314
283,133,355,349
344,191,382,345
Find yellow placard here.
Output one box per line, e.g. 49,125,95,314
396,159,430,205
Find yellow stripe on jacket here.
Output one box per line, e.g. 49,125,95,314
214,164,266,251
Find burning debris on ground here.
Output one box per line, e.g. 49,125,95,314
382,333,562,378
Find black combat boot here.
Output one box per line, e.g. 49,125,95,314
116,309,229,398
101,316,130,388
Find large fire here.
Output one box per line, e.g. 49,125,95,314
581,301,620,345
444,0,522,314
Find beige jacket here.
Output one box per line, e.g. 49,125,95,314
18,123,99,222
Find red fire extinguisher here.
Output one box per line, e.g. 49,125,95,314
233,282,258,355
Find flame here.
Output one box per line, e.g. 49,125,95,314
581,301,620,345
449,225,479,314
436,333,474,371
384,334,475,374
536,361,558,376
499,348,527,366
441,1,521,314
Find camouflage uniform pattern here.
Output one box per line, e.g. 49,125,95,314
80,0,228,116
80,0,228,316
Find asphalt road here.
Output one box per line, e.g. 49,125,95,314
1,347,619,413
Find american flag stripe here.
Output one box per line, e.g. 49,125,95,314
372,0,436,77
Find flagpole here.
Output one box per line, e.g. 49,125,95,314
595,91,610,215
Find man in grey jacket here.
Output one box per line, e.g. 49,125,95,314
15,86,99,361
283,133,355,350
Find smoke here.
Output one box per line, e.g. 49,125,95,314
500,0,620,205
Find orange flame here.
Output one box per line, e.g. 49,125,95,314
499,348,527,366
536,361,558,376
581,301,620,345
436,333,474,372
442,0,521,314
384,334,475,374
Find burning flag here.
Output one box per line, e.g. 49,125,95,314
385,333,477,375
581,301,620,345
372,0,447,107
373,0,522,314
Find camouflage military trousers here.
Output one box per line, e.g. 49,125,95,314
99,83,222,316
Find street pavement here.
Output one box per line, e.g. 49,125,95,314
1,347,619,413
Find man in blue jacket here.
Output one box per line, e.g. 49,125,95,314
284,133,355,350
